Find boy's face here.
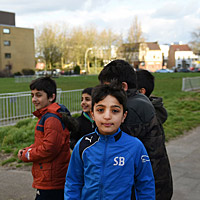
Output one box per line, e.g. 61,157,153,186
91,95,127,135
31,89,54,110
81,93,92,113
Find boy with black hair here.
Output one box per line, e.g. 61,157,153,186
136,69,155,98
18,77,72,200
136,69,173,198
98,60,173,200
64,82,155,200
136,69,168,124
70,87,96,150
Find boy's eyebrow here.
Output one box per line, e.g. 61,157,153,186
31,91,43,95
95,104,105,107
95,104,121,109
111,105,121,109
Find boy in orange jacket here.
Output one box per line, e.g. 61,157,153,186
18,77,71,200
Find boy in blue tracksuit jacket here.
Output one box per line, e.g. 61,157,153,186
64,82,155,200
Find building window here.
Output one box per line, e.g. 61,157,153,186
5,64,12,70
4,40,11,46
5,53,11,58
3,28,10,34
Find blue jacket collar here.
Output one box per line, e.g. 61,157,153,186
95,128,122,142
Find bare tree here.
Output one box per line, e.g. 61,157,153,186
57,23,72,68
69,26,86,67
127,16,145,44
35,23,121,74
98,29,121,62
189,28,200,55
35,24,61,69
122,16,146,65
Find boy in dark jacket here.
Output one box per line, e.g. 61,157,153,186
98,60,173,200
70,87,96,149
18,77,71,200
136,69,168,124
64,82,155,200
136,69,173,199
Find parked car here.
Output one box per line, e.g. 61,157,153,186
155,69,173,73
35,70,60,77
177,68,190,72
193,68,200,72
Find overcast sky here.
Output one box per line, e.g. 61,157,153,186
1,0,200,44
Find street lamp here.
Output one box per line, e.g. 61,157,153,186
85,47,93,73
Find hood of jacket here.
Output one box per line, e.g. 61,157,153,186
149,96,168,124
33,102,68,119
150,96,163,108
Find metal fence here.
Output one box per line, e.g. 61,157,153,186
14,75,36,83
182,76,200,91
0,89,83,127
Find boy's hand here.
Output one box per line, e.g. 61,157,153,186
18,149,24,160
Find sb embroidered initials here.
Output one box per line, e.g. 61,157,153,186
113,157,125,166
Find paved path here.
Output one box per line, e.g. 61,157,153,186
0,168,35,200
166,126,200,200
0,126,200,200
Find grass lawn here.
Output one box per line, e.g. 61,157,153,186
152,73,200,140
0,73,200,167
0,75,99,93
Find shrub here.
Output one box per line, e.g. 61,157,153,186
74,65,80,74
22,69,35,75
63,70,73,75
14,72,22,76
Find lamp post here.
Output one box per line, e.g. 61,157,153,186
85,47,93,73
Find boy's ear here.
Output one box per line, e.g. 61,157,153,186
139,88,146,95
49,93,56,102
90,110,95,120
122,111,128,123
122,82,128,91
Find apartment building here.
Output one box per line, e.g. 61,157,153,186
139,42,162,72
0,11,35,75
117,42,162,72
168,44,196,69
159,44,170,67
117,43,140,68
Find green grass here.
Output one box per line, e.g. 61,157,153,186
1,157,17,166
0,118,36,167
0,75,99,93
0,73,200,166
152,73,200,140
